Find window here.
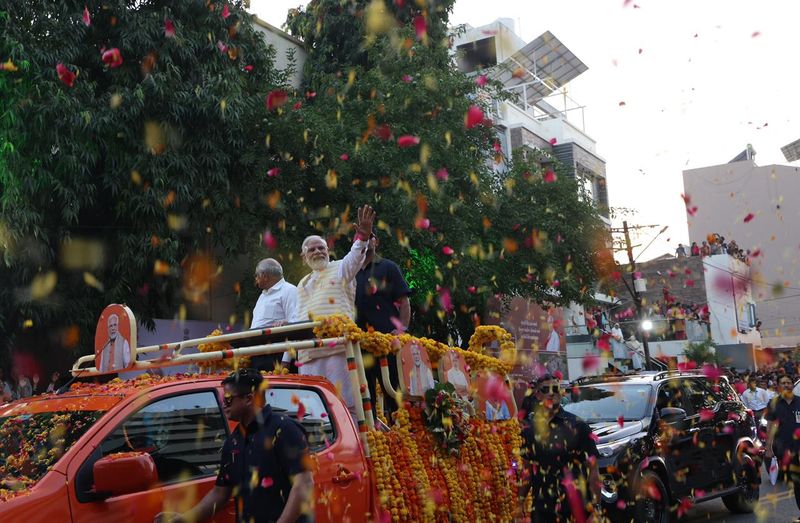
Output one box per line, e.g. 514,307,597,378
657,379,691,414
265,387,335,452
682,378,717,414
99,391,227,483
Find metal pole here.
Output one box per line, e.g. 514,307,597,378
624,220,652,370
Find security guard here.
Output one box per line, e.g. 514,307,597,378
518,374,600,522
155,368,313,523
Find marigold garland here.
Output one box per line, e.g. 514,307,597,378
196,328,250,371
313,315,514,375
366,404,520,522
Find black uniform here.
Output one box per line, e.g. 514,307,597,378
520,408,598,522
355,256,410,418
765,394,800,509
216,404,309,523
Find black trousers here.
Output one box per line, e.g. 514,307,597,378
364,351,399,420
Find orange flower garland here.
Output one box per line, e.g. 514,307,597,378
196,328,250,371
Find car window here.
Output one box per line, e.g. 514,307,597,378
99,390,228,483
656,379,692,414
682,378,717,414
265,387,335,452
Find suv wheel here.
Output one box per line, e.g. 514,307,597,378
722,459,760,514
636,470,671,523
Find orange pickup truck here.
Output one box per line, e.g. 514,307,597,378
0,309,521,522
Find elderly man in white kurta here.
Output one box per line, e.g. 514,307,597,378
284,205,375,414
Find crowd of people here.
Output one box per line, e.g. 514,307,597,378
676,232,752,264
0,367,63,402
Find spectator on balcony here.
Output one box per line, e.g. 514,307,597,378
675,243,687,258
690,241,700,256
700,240,711,256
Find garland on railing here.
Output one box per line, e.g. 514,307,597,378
196,328,250,371
312,315,515,375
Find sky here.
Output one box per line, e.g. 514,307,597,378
250,0,800,262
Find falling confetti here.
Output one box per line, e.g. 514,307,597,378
397,135,420,148
101,48,123,68
56,63,76,87
164,18,175,38
82,6,91,26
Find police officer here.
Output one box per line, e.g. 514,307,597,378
518,374,600,522
765,375,800,521
155,368,313,523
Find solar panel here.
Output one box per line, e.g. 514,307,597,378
781,138,800,162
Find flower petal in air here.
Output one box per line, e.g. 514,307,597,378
475,74,487,87
543,170,557,183
464,105,483,129
221,4,231,19
413,15,427,40
265,89,288,110
56,63,76,87
743,213,755,223
442,246,454,256
101,48,123,68
397,135,420,148
82,6,91,26
164,18,176,38
267,167,280,177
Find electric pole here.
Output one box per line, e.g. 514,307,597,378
623,221,653,370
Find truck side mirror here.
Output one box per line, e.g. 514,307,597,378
93,451,158,498
659,407,687,424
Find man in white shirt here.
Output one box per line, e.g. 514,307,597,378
250,258,298,371
283,205,375,414
740,377,769,418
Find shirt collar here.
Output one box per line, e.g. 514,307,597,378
263,278,285,295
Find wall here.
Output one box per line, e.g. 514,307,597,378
252,17,306,89
683,160,800,347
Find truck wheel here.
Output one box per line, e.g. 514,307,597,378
636,470,672,523
722,460,760,514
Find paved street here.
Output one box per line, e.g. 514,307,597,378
686,472,798,522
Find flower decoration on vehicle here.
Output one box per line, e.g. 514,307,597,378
313,315,514,374
197,328,250,371
422,382,472,455
0,411,102,502
367,404,521,522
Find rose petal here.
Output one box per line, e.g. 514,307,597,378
543,170,557,183
475,74,487,87
435,168,449,181
222,4,231,19
267,167,280,177
265,89,288,110
164,18,176,38
397,135,420,148
442,246,454,255
465,105,484,129
101,48,123,68
743,213,755,223
56,63,76,87
82,6,91,26
413,15,427,40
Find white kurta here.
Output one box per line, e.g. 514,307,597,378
291,239,367,412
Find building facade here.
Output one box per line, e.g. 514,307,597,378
683,157,800,349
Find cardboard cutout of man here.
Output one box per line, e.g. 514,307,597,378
99,313,131,372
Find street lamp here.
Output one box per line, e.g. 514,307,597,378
641,319,653,332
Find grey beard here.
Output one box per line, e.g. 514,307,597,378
309,258,329,271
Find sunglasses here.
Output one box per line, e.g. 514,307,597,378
223,393,249,407
538,385,562,395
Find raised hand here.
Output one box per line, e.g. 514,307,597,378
356,205,376,239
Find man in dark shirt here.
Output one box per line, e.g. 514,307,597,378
355,231,411,419
765,375,800,520
154,369,313,523
519,374,600,522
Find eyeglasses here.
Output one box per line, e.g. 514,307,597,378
223,393,249,407
538,385,561,395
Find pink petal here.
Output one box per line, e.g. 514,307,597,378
101,48,123,68
413,15,427,40
467,286,477,294
267,167,280,177
397,135,420,148
260,476,274,488
82,6,91,26
549,137,558,145
222,4,231,19
401,74,413,83
262,230,278,249
217,41,228,54
265,89,288,110
415,217,430,229
292,101,302,110
493,141,502,153
438,287,453,312
56,63,76,87
475,74,487,87
442,246,454,255
435,168,449,181
465,105,484,129
743,213,755,223
543,170,557,183
243,64,253,72
582,354,599,372
339,153,349,161
164,18,176,38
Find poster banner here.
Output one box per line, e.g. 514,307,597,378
94,304,137,374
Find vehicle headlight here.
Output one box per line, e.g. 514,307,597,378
597,435,640,457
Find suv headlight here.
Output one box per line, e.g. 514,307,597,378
598,435,640,457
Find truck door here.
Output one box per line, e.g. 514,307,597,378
265,385,370,523
67,388,233,523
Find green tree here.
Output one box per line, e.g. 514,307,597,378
282,0,609,342
683,338,719,367
0,0,290,359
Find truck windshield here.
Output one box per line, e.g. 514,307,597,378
1,411,103,500
561,384,652,422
